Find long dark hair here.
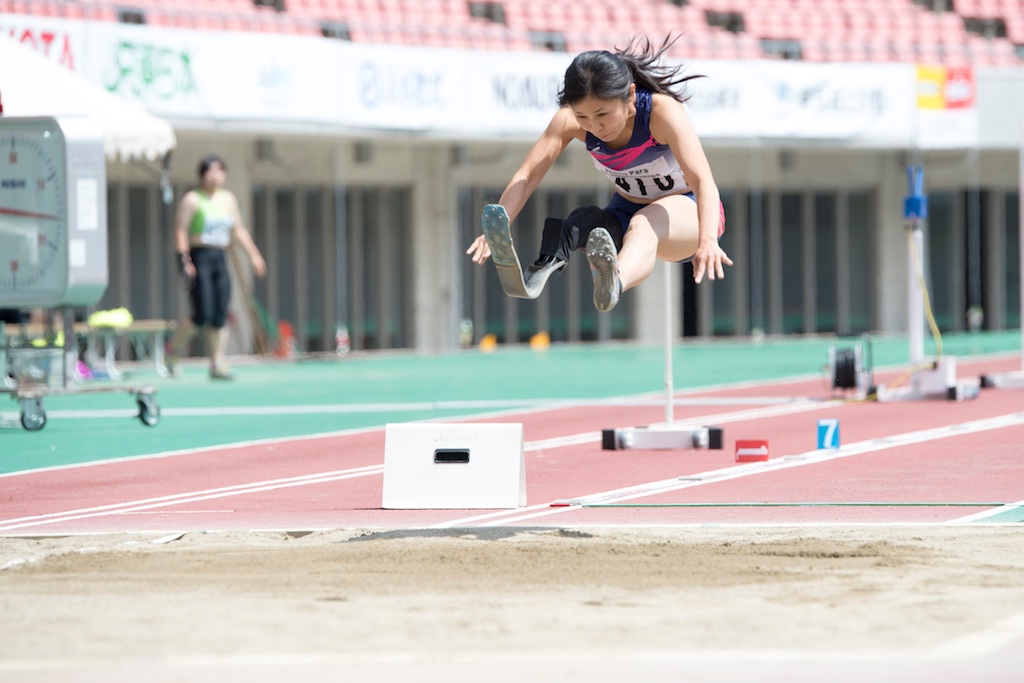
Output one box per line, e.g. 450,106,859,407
197,153,226,179
557,35,703,107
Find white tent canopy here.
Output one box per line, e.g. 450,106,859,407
0,34,176,162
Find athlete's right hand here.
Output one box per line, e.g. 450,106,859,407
177,254,196,285
466,234,491,264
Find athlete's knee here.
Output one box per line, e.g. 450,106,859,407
568,205,624,251
566,205,609,237
190,302,207,327
210,305,229,329
538,205,625,264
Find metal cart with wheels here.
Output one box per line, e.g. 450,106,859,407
3,321,161,432
1,115,161,432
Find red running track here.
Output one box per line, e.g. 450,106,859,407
2,356,1023,535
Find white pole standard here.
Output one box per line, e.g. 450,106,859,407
664,260,674,425
908,224,925,365
1018,128,1023,372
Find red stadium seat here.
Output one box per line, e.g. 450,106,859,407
60,2,85,19
24,0,1016,66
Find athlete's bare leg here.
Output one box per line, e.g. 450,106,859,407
617,195,700,292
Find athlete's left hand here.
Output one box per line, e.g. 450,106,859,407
466,234,492,264
251,251,267,278
692,239,733,284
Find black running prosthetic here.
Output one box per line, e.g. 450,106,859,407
482,204,562,299
532,217,574,268
532,205,625,269
483,203,627,300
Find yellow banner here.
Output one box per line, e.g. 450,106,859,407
916,65,947,110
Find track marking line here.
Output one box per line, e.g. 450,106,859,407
1,399,839,531
1,394,819,422
1,395,824,480
947,500,1024,524
418,402,840,529
449,411,1024,527
8,405,1021,533
0,465,384,533
0,425,387,479
524,398,841,452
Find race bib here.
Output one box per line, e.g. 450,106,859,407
592,155,689,200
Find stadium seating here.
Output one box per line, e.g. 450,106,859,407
1,0,1021,65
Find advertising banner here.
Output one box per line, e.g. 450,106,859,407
0,18,82,70
333,44,567,137
0,16,983,148
915,65,978,149
687,60,916,145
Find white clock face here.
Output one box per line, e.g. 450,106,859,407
0,120,68,305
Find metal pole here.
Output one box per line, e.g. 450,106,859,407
1019,129,1023,371
904,166,927,365
967,148,982,318
664,260,674,425
908,225,924,365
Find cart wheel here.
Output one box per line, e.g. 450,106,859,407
20,398,46,432
137,394,160,427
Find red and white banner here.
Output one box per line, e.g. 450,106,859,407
0,16,980,148
915,65,978,148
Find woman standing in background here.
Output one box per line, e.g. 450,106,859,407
168,154,266,380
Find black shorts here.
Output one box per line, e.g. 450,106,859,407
605,192,727,241
188,247,232,328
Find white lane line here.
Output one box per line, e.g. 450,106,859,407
11,403,1018,533
947,500,1024,524
2,399,838,531
524,398,840,451
453,411,1024,528
0,424,388,479
0,394,820,422
0,465,384,532
420,401,840,529
1,394,824,481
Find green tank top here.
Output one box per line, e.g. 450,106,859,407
189,190,234,247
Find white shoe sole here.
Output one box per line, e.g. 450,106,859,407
585,228,620,312
482,204,563,300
